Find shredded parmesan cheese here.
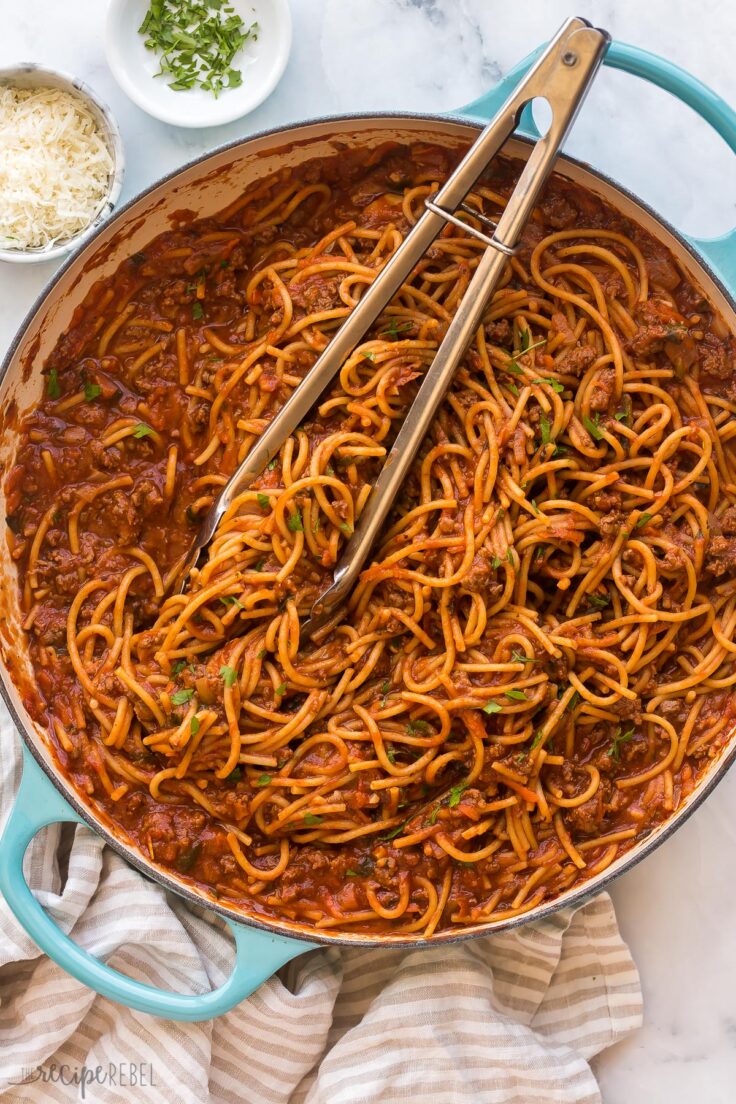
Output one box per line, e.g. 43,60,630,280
0,84,114,251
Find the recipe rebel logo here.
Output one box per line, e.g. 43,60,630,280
7,1061,157,1096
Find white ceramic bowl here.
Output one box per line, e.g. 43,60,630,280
105,0,292,128
0,65,125,265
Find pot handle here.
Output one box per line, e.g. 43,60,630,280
0,748,312,1022
458,40,736,289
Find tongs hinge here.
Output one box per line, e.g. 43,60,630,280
424,196,521,257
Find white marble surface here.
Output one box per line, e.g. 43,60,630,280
2,1,736,1099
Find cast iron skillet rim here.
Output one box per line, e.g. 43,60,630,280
2,108,735,949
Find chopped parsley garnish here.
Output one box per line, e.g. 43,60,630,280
192,301,204,321
47,368,61,399
84,381,102,401
614,410,629,421
380,821,406,841
267,458,278,470
608,726,634,761
505,689,528,701
256,773,272,786
511,335,546,360
171,660,186,676
491,555,502,569
511,650,536,664
339,522,353,536
428,805,441,825
533,377,564,393
483,701,502,714
531,729,544,750
275,682,287,696
362,350,376,361
386,746,396,764
139,0,258,97
220,665,237,688
635,512,653,529
220,594,244,609
583,412,603,441
407,719,429,735
170,688,194,705
288,510,304,532
256,492,270,510
190,715,200,735
132,423,155,438
448,782,469,808
303,812,323,826
588,593,610,609
227,766,241,784
567,690,581,711
257,648,267,659
539,413,551,446
253,559,265,571
506,548,514,564
380,319,413,339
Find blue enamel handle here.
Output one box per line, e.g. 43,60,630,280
0,748,311,1022
460,40,736,289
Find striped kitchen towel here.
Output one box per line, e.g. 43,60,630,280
0,701,642,1104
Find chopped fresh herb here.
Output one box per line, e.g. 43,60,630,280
267,458,278,470
448,782,469,807
47,368,61,399
567,690,581,711
192,301,204,321
491,555,502,569
511,650,536,664
508,382,520,397
220,595,244,610
614,410,628,421
635,512,653,529
505,360,523,376
227,766,242,784
303,812,323,826
533,376,564,393
380,821,406,841
362,351,376,361
552,444,567,458
84,381,102,401
339,522,353,536
506,548,514,564
530,498,540,515
253,559,265,571
483,701,502,714
132,423,155,439
608,726,634,761
407,719,429,735
531,729,544,750
588,593,610,609
539,413,551,446
381,681,390,695
170,688,194,705
386,747,396,764
380,319,413,339
275,682,287,696
583,412,603,441
257,648,267,659
139,0,258,98
220,259,229,269
190,715,200,735
288,510,304,532
256,773,272,786
346,857,374,877
220,665,237,688
511,335,546,360
171,659,186,676
505,689,528,701
428,804,441,825
174,842,201,873
256,492,270,510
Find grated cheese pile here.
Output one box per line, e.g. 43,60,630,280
0,84,114,252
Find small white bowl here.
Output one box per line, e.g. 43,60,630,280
0,65,124,264
105,0,292,128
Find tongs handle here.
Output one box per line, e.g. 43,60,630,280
177,17,609,588
303,19,609,634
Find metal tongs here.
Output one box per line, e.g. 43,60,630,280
176,17,610,635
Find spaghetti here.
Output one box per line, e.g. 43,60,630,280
7,142,736,935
